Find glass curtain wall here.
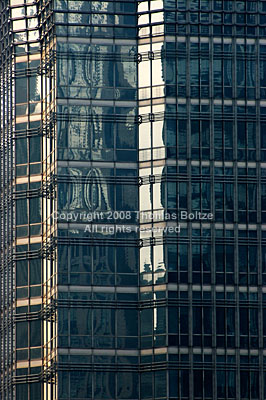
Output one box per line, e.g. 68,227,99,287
41,1,139,399
138,0,264,399
1,0,266,399
0,1,15,399
1,0,42,399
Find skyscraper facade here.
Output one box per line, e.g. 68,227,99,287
0,0,266,399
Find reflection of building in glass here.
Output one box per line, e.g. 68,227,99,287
0,0,266,399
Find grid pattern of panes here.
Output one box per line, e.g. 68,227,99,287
138,0,265,38
40,1,140,399
137,0,265,399
0,2,15,399
0,0,44,399
1,0,266,399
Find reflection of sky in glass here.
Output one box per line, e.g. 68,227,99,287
140,184,152,212
138,1,148,12
150,0,163,10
